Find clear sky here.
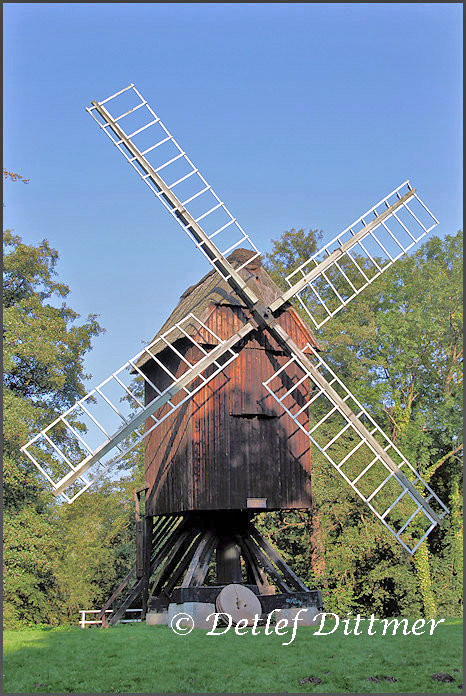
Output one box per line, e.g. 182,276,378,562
4,3,462,391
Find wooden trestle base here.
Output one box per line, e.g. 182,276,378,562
99,510,323,627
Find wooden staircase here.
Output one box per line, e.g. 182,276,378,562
98,514,182,626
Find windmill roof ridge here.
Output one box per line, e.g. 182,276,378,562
180,248,262,301
135,248,318,369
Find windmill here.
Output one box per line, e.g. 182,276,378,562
22,84,449,627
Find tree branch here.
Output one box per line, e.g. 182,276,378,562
424,443,463,483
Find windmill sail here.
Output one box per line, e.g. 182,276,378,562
86,85,261,302
263,343,449,554
20,82,448,557
22,313,249,503
270,181,439,329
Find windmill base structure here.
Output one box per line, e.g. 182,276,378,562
99,506,323,628
21,84,449,629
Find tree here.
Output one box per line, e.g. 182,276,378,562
263,227,463,617
321,231,462,617
52,479,138,621
4,173,149,627
3,221,103,625
3,230,103,508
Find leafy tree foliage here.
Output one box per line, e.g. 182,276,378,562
262,226,463,617
52,480,139,621
3,175,135,626
3,172,148,628
3,219,105,625
3,230,102,508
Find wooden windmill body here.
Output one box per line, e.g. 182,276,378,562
122,249,324,626
141,248,318,515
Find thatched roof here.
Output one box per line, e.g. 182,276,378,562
135,248,315,369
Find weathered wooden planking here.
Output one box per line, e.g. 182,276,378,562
144,303,316,515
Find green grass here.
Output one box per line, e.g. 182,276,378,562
3,618,462,693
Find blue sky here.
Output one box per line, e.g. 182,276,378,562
4,3,462,391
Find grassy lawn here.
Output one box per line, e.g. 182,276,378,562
3,618,462,693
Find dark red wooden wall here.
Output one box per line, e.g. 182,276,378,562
143,304,317,516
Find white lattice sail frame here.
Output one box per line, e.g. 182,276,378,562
263,344,449,554
278,181,439,329
21,313,239,503
20,83,449,556
86,84,261,283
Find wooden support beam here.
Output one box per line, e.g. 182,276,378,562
191,534,217,587
141,515,153,618
152,515,178,552
104,516,189,626
181,531,213,587
98,565,137,624
151,527,199,596
100,518,170,624
235,534,270,594
135,520,144,579
103,511,315,627
109,577,144,626
163,536,202,596
242,534,293,593
149,516,191,579
249,525,310,592
107,519,187,625
216,536,242,584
